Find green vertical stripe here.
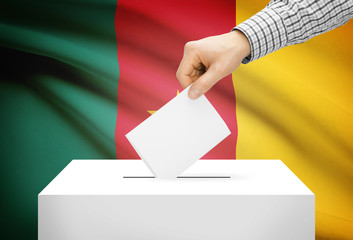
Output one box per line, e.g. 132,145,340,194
0,1,118,238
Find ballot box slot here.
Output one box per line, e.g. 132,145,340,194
123,176,231,178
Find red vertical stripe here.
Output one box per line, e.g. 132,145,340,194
115,0,237,159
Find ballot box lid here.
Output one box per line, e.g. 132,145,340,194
39,160,314,196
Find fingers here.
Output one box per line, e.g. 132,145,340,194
176,41,200,89
188,66,220,99
176,58,193,89
177,41,222,99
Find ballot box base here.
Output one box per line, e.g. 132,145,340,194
38,160,315,240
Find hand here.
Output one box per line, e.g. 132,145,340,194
176,30,251,99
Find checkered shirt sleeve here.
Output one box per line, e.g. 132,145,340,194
234,0,353,64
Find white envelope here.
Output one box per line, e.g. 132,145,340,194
126,86,231,178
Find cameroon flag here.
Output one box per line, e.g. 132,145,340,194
1,0,352,239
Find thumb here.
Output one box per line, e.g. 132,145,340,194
188,67,219,99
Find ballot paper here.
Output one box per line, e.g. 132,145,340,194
126,86,230,178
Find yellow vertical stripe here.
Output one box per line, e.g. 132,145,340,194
234,1,353,239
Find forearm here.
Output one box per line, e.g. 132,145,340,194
234,0,353,63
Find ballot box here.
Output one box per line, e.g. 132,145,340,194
38,160,314,240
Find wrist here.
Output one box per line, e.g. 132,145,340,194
229,30,251,60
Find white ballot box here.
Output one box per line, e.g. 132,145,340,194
38,160,314,240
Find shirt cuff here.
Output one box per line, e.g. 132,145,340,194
233,5,288,64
